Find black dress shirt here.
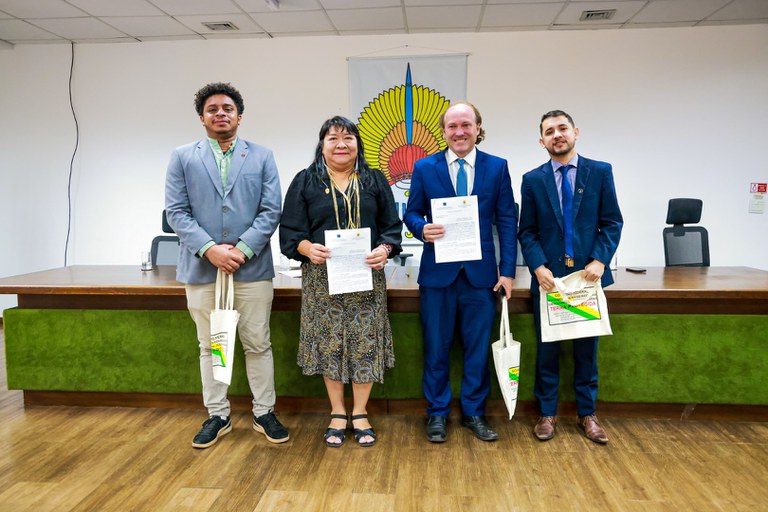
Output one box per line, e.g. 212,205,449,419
280,163,403,263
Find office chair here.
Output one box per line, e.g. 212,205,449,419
151,210,181,266
396,253,413,266
663,198,710,267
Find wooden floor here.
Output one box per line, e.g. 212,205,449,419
1,325,767,512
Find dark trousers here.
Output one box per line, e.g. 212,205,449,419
420,270,496,417
533,295,599,417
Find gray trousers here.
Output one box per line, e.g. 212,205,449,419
185,279,276,418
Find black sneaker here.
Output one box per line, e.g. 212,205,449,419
253,411,290,444
192,416,232,449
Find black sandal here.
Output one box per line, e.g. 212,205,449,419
351,414,377,447
324,414,348,448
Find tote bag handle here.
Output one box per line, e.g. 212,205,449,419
214,269,235,311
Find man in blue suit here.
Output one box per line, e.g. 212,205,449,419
165,82,289,449
405,101,517,442
518,110,623,444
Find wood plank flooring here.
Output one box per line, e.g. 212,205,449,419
1,325,766,512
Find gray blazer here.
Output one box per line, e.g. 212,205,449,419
165,138,281,284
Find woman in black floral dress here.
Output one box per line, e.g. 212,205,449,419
280,116,402,447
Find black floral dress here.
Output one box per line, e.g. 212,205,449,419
279,164,402,383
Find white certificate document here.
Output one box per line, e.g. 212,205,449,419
325,227,373,295
431,195,482,264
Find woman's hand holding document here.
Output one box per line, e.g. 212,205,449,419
324,228,373,295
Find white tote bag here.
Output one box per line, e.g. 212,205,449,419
491,296,521,419
540,270,612,343
210,269,240,385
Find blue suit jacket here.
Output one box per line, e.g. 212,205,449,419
518,155,623,291
404,149,517,288
165,138,281,284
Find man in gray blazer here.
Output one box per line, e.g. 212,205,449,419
165,82,288,449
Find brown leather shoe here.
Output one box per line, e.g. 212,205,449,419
578,414,609,444
533,416,557,441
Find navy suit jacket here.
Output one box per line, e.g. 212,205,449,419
518,155,623,291
404,149,517,289
165,138,282,285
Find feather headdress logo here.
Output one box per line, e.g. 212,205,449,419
357,64,449,239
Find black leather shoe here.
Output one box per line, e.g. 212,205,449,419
426,415,447,443
461,415,499,441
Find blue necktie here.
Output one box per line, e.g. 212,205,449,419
560,165,574,259
456,158,468,196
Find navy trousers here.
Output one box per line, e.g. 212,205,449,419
533,294,599,417
420,270,496,417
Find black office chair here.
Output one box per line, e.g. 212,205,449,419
151,210,181,266
396,253,413,266
663,198,709,267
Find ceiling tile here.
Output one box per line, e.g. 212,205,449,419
406,6,482,29
327,7,404,30
30,17,128,39
0,0,85,18
234,0,321,12
147,0,241,16
632,0,730,23
102,16,195,37
250,10,332,32
487,0,555,3
0,19,61,40
321,0,400,8
482,3,563,27
707,0,768,21
67,0,165,17
338,28,406,35
405,0,482,5
625,21,697,28
555,1,646,24
175,13,264,33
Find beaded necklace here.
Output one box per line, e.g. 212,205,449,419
326,164,361,230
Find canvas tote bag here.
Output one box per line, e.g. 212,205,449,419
540,270,612,342
210,269,240,385
491,296,521,419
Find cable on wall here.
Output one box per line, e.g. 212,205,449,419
64,41,79,267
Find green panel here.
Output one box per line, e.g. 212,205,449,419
3,308,767,405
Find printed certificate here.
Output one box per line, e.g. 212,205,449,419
325,227,373,295
431,195,482,264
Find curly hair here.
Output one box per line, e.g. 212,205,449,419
193,82,245,116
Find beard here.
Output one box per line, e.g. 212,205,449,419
547,141,573,157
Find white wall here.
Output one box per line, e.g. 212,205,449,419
1,25,767,314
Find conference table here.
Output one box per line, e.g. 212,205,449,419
1,265,766,418
2,264,766,313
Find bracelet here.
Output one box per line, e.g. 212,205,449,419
378,243,392,256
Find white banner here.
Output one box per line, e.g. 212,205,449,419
349,54,468,245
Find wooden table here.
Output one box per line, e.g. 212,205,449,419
1,265,766,314
1,265,766,415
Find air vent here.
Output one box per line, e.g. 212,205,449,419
579,9,616,22
202,21,239,31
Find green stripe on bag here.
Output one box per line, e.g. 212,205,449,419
546,294,600,320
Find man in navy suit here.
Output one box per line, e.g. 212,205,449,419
405,101,517,442
166,83,289,449
518,110,623,444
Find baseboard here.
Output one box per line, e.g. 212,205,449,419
21,390,768,422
